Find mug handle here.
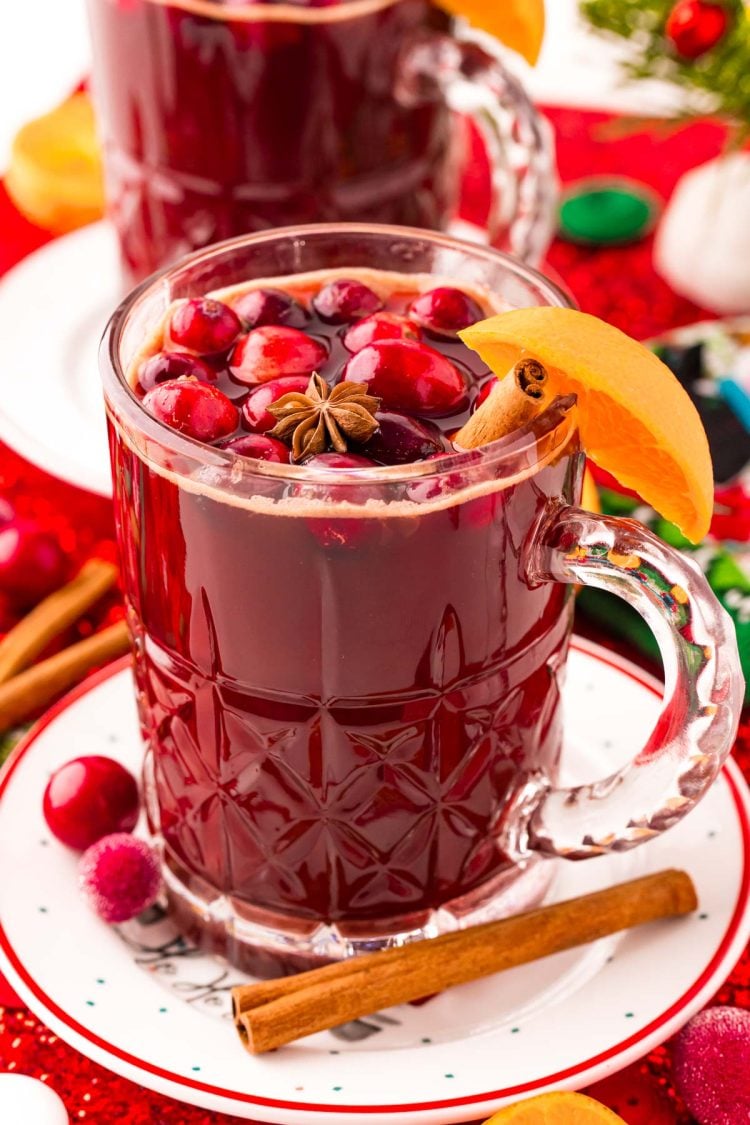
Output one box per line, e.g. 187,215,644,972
496,503,744,862
397,29,557,264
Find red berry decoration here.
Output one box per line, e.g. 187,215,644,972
673,1007,750,1123
343,339,467,416
222,434,290,463
137,350,216,394
168,298,241,355
241,375,312,432
233,288,307,329
79,833,161,924
343,313,419,352
230,326,328,385
665,0,729,59
0,519,66,607
43,756,140,850
312,278,383,324
143,379,239,442
408,286,484,336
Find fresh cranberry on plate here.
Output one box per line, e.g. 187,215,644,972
43,756,140,850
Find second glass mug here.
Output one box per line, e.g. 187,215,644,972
86,0,556,285
102,225,741,977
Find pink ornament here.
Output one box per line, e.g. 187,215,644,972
673,1006,750,1124
79,834,161,924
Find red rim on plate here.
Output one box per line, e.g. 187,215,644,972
0,637,748,1115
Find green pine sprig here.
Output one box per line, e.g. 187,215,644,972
580,0,750,140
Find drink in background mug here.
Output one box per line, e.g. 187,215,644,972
101,226,741,977
86,0,555,284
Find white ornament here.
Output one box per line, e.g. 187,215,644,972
654,152,750,314
0,1074,69,1123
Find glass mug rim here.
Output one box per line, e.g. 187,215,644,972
102,222,577,492
126,0,436,25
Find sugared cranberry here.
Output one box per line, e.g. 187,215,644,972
241,375,312,433
344,340,467,416
408,287,484,336
364,411,447,465
233,288,307,329
79,834,161,924
43,756,140,851
143,379,239,442
230,326,327,385
137,351,216,393
222,435,290,463
168,298,241,355
304,452,377,469
0,519,67,607
312,278,383,324
343,313,419,353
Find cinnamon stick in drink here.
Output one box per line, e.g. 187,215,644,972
232,869,697,1054
453,357,552,450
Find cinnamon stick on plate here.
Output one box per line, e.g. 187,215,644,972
232,868,697,1054
0,559,119,684
453,357,553,449
0,619,131,731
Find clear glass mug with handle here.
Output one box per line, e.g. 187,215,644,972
100,224,742,976
86,0,556,285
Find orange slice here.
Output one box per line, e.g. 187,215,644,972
460,307,713,543
484,1091,626,1123
437,0,545,64
6,92,105,234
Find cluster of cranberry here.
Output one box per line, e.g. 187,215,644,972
137,277,493,467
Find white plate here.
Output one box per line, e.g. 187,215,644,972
0,222,118,497
0,637,748,1124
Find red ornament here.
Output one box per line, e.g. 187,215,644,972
665,0,730,59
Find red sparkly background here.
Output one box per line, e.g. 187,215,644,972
0,106,748,1123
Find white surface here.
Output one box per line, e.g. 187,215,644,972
0,0,684,174
0,1074,69,1124
0,222,118,497
1,639,748,1123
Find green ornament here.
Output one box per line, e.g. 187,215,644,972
558,179,659,245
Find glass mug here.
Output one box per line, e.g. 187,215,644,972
101,225,742,977
86,0,556,285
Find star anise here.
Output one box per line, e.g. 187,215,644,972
267,372,381,462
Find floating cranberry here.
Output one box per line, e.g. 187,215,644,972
304,452,378,469
230,326,328,385
233,288,307,329
408,287,484,336
143,379,239,442
137,351,216,393
343,340,467,416
343,312,419,353
364,411,447,465
222,434,290,463
43,756,140,851
0,519,66,607
168,298,241,355
312,278,383,324
241,375,312,433
474,377,497,412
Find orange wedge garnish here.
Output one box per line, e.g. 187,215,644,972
460,307,713,543
436,0,545,64
6,92,105,234
484,1091,626,1123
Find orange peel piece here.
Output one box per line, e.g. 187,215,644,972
6,92,105,234
484,1091,626,1123
436,0,545,64
460,307,713,543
